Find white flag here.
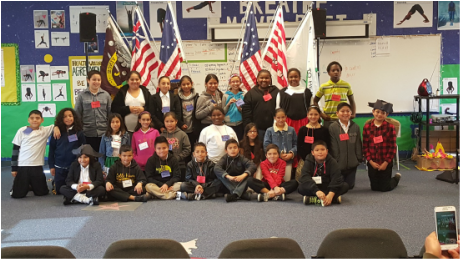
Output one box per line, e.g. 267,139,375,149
287,11,311,88
306,12,320,95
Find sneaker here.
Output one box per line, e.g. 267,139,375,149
180,192,195,201
395,172,402,182
257,193,268,202
143,193,153,201
10,188,13,196
240,191,252,201
63,196,72,205
225,193,238,203
87,197,94,205
335,196,342,204
303,196,322,205
134,195,148,202
91,197,99,206
195,194,202,201
274,194,286,201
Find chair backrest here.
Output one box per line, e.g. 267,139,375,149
218,238,305,259
315,228,408,258
102,239,190,259
1,245,76,259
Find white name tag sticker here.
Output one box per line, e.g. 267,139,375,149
122,179,132,188
313,176,322,184
111,141,121,148
138,142,148,150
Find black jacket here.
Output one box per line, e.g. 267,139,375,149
111,84,163,130
242,85,279,130
214,154,256,178
65,161,104,188
144,151,181,187
178,90,200,133
148,90,183,129
106,159,146,189
299,153,345,194
185,157,217,186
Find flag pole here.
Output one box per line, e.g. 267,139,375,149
135,4,161,53
287,8,311,48
106,8,132,50
167,1,191,77
260,3,281,59
230,1,252,78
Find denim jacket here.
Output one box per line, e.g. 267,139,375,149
98,132,131,170
263,122,297,158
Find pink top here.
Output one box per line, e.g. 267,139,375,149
131,128,160,170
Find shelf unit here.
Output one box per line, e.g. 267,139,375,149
414,94,459,183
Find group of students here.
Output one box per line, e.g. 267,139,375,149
10,61,401,207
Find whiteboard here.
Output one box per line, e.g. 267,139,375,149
182,41,227,62
318,35,441,113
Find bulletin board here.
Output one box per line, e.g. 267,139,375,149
69,56,103,107
1,43,20,105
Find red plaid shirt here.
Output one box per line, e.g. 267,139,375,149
362,119,396,164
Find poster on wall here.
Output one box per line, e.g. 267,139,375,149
442,77,458,95
85,36,99,53
149,1,177,38
36,65,51,83
37,84,52,101
50,66,69,80
69,56,102,106
35,30,49,49
394,1,433,28
34,10,48,28
50,10,65,29
116,2,144,36
38,103,56,117
21,84,36,102
438,1,460,30
20,65,35,83
53,83,67,101
182,1,221,18
69,6,109,34
51,32,70,46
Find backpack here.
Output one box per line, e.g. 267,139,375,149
418,78,432,96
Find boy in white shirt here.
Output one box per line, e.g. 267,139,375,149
11,110,55,198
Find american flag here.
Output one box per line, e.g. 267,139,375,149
158,4,182,80
130,10,159,89
239,2,261,91
262,7,288,89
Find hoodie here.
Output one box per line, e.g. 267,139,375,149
106,159,146,190
178,89,199,134
299,153,345,194
195,90,223,124
242,85,279,131
160,127,191,169
131,127,160,170
185,157,217,186
144,151,181,187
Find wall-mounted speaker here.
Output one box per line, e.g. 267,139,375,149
312,9,326,39
79,12,96,42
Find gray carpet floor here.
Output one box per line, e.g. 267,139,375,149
1,161,459,258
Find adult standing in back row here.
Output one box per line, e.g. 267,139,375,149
242,70,279,142
111,71,163,135
74,70,111,152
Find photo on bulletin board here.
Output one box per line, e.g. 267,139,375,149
35,30,49,49
38,103,56,117
50,10,65,29
394,1,433,28
36,65,51,83
442,77,458,95
34,10,48,28
116,2,144,36
20,65,35,83
85,36,99,53
21,84,36,102
51,32,70,46
50,66,69,80
2,43,20,105
149,1,177,38
182,1,221,18
37,84,52,101
438,1,460,30
52,83,67,101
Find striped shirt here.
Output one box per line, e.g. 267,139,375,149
362,119,396,164
315,79,353,119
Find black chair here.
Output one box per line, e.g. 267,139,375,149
1,245,76,258
313,228,408,258
218,238,305,258
102,239,190,258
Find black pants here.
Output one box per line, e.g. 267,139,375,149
11,166,49,198
180,179,222,199
108,185,146,202
341,167,357,190
258,129,266,143
230,124,244,141
298,182,349,200
85,136,102,155
60,185,106,200
54,167,69,195
247,177,298,194
368,162,399,192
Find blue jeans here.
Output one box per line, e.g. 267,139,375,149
216,173,248,197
